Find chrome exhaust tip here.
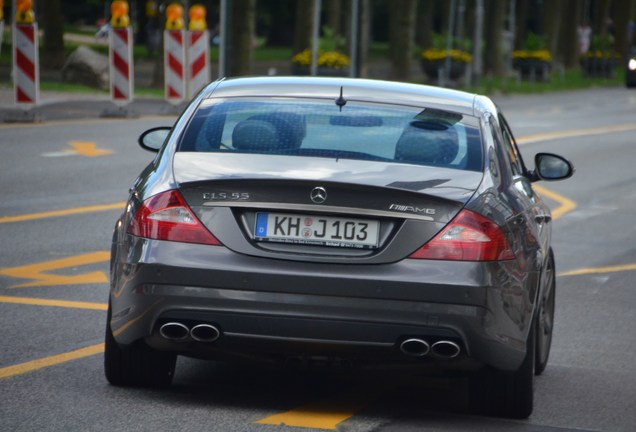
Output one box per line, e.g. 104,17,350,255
190,324,221,342
159,322,190,341
399,338,430,357
431,340,461,358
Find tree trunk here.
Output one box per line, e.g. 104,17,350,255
560,0,582,68
416,0,435,49
41,0,65,69
515,0,528,50
544,0,562,62
613,0,636,56
484,0,506,77
358,0,372,77
342,0,352,54
293,0,315,53
593,0,612,36
230,0,256,76
151,2,166,88
325,0,342,35
389,0,417,81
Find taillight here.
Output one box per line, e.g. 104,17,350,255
128,189,221,245
409,209,515,261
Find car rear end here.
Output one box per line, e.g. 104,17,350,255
110,79,531,373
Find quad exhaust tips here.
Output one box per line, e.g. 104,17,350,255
159,322,221,342
399,338,461,359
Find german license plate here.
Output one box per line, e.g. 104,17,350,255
255,212,379,249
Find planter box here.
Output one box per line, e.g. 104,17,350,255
421,59,468,80
513,59,551,82
580,57,617,78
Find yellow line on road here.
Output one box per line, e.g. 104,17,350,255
0,343,104,380
0,295,107,310
532,184,576,220
517,123,636,145
0,251,109,288
255,392,372,430
0,202,125,224
559,263,636,277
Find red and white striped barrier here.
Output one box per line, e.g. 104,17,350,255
187,30,210,98
13,23,40,106
109,27,134,104
164,30,186,103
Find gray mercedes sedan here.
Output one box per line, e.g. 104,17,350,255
105,76,573,419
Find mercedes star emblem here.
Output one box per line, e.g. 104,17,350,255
310,186,327,204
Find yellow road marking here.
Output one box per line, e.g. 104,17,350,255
517,123,636,145
66,140,113,157
0,251,109,288
559,263,636,277
0,295,107,310
532,184,576,220
0,202,125,224
0,343,104,380
256,393,370,430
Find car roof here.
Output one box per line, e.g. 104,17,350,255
204,76,494,118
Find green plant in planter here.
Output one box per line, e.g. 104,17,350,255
291,26,350,75
513,33,552,81
580,34,619,78
419,33,472,80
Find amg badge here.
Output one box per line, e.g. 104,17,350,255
389,204,436,215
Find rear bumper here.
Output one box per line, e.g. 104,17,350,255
110,237,536,371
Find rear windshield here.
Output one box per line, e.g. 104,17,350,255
178,98,483,171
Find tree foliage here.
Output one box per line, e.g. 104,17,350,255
23,0,636,82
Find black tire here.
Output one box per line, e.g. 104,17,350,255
104,302,177,387
535,253,555,375
469,322,535,419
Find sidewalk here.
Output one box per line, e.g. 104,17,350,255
0,56,185,122
0,85,183,122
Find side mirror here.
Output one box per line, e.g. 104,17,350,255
138,127,172,152
529,152,574,182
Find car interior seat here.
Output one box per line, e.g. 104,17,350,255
235,112,306,151
394,121,459,166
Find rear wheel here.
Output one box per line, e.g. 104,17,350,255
469,322,535,419
104,302,177,387
535,253,555,375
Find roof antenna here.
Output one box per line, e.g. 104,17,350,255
335,86,347,111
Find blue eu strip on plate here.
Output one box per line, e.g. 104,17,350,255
255,213,269,238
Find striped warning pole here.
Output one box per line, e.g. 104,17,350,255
12,0,39,106
187,5,210,98
164,30,186,103
108,1,133,105
164,3,186,104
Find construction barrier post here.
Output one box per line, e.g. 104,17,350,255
13,0,39,107
187,5,210,98
164,3,186,104
108,1,134,105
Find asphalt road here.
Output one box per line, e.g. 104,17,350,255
0,87,635,432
